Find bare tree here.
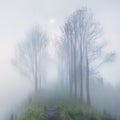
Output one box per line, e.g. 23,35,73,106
12,26,48,92
59,7,115,105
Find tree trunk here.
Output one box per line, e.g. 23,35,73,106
35,76,38,92
80,64,83,102
80,38,83,102
86,47,91,105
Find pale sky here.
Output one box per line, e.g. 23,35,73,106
0,0,120,119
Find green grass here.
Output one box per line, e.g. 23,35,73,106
10,90,116,120
10,93,47,120
56,94,115,120
57,104,115,120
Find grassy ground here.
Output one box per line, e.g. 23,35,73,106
10,90,116,120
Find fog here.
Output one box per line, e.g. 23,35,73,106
0,0,120,120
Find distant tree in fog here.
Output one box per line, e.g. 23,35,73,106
12,26,48,92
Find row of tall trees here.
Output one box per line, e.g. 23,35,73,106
58,8,115,105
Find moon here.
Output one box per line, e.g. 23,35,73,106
49,18,55,24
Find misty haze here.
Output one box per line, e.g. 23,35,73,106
0,0,120,120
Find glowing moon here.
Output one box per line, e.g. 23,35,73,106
49,18,55,24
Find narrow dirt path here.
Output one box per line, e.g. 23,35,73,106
46,106,59,120
44,88,60,120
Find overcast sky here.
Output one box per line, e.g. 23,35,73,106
0,0,120,119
